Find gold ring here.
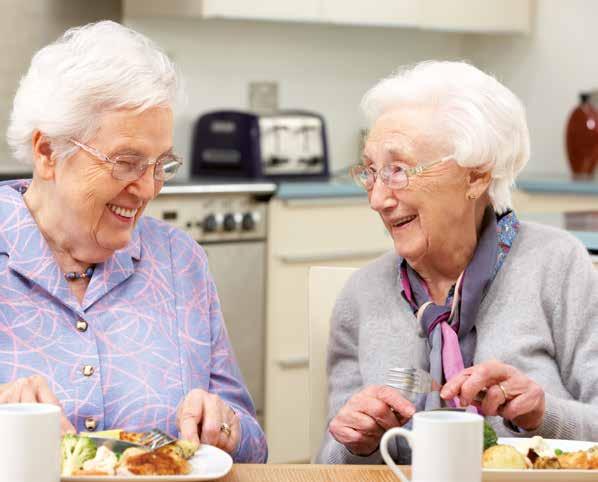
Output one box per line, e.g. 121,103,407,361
220,422,231,437
498,383,508,402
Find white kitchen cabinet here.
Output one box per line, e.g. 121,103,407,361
265,196,391,463
124,0,531,33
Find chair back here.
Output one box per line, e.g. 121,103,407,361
308,266,356,462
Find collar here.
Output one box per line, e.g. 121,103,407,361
0,181,141,313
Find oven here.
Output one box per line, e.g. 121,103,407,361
144,181,276,426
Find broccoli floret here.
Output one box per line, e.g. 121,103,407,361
61,434,97,476
484,420,498,451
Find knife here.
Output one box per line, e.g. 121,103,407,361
85,437,146,454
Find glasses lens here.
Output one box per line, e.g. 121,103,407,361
351,166,373,190
381,164,408,190
155,157,181,181
112,155,145,181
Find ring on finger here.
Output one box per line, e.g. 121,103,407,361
220,422,232,437
498,383,509,403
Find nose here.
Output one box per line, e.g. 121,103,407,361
127,166,157,201
368,176,397,212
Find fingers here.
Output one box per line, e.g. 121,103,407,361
479,384,506,416
60,415,76,435
177,389,205,445
441,361,511,407
222,405,239,454
199,393,222,446
373,385,416,421
31,375,61,405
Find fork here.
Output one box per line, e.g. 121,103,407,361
138,428,177,451
385,367,486,402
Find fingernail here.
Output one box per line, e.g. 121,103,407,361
459,398,468,408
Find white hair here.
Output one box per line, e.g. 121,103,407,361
7,20,183,164
361,61,530,214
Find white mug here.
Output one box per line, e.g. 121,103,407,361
0,403,61,482
380,410,483,482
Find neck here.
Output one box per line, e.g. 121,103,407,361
23,179,110,272
409,200,490,304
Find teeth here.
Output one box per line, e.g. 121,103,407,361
393,215,416,227
108,204,138,218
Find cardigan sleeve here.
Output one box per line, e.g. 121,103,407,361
315,275,385,464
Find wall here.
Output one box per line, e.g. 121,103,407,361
124,17,465,177
0,0,121,174
462,0,598,176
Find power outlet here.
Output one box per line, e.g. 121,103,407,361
249,81,278,113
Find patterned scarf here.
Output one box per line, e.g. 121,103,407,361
400,207,520,410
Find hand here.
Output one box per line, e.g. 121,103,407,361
0,375,75,435
440,360,545,431
329,385,416,456
176,389,240,454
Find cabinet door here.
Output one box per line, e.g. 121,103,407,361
203,0,322,22
419,0,531,33
321,0,418,27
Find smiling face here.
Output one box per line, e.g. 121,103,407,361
364,108,482,268
49,106,173,262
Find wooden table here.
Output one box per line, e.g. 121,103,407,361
220,464,406,481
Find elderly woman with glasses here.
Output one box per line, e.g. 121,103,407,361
0,21,266,462
317,61,598,464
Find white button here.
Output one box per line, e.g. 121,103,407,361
82,365,94,377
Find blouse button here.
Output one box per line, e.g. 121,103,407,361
76,320,88,332
85,417,97,431
82,365,94,377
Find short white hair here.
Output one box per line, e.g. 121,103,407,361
7,20,182,164
361,61,530,214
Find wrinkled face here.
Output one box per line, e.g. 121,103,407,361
364,108,474,264
53,106,173,261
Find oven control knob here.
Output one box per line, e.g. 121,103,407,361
223,213,237,232
202,214,218,233
241,212,256,231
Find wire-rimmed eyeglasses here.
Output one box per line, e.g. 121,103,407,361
350,156,451,191
70,139,182,182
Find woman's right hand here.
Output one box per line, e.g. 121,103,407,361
0,375,75,435
328,385,416,456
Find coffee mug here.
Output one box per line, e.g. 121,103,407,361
380,410,483,482
0,403,61,482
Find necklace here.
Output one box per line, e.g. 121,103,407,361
64,265,95,282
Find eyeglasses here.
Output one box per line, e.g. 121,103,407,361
350,156,451,191
70,139,182,182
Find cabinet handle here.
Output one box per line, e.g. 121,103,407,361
277,249,387,264
276,355,309,369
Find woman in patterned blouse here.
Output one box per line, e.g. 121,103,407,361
0,21,266,462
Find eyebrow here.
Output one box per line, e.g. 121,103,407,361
110,146,174,158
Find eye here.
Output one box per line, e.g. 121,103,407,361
114,155,143,168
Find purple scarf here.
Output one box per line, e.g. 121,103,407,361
400,207,520,410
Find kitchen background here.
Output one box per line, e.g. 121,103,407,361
2,0,598,464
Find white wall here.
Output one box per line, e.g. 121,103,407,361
462,0,598,176
125,17,465,176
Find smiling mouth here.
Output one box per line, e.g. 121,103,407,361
391,214,417,228
107,203,138,219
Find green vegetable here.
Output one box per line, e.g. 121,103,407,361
483,421,498,451
555,448,563,456
61,434,97,476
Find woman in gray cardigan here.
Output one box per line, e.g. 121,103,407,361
317,61,598,464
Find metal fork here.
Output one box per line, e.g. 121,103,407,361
138,429,177,451
385,367,486,402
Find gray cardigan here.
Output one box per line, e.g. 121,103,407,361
316,221,598,464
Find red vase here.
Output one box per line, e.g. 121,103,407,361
566,92,598,179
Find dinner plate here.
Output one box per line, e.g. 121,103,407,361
483,437,597,481
62,444,233,482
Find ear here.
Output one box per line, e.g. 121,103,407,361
466,168,492,200
31,130,56,181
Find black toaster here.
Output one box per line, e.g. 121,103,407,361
190,110,329,180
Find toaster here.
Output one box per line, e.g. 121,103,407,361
190,110,329,180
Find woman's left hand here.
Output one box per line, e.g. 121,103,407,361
176,388,240,454
440,360,545,431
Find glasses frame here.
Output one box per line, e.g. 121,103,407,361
351,155,451,191
69,139,182,182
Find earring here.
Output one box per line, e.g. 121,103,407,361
467,193,477,201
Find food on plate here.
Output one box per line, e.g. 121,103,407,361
60,430,199,477
482,444,529,469
61,434,98,476
483,421,498,450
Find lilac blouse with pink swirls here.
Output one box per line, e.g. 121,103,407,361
0,180,267,462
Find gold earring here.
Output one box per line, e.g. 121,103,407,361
467,193,477,200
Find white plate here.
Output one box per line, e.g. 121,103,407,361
483,437,597,481
62,444,233,482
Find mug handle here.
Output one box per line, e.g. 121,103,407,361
380,427,413,482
